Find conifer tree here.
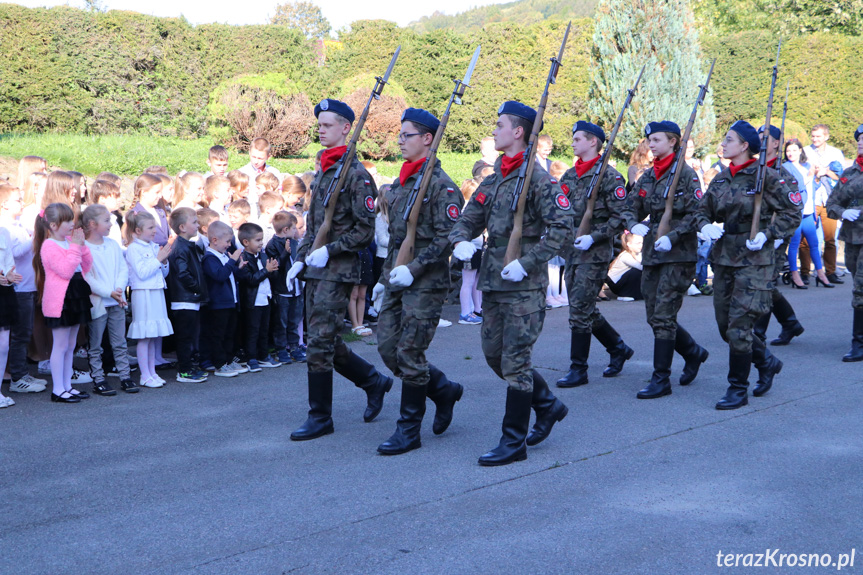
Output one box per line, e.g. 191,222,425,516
588,0,716,156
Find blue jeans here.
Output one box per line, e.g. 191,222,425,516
788,213,823,272
696,237,712,287
273,294,304,350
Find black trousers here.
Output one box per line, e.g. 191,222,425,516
607,269,643,300
173,309,200,373
203,307,237,369
244,305,271,362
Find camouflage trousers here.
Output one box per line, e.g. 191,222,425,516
844,243,863,309
376,286,446,387
770,242,788,301
305,279,354,373
642,262,696,340
712,264,773,354
481,289,546,392
565,262,608,333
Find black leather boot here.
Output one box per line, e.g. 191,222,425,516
716,351,751,410
770,294,804,346
842,308,863,362
377,383,426,455
592,318,634,377
290,371,335,440
675,326,709,386
753,311,770,343
478,387,532,467
425,364,463,435
334,349,393,422
556,331,591,388
526,370,568,446
752,337,782,397
637,338,674,399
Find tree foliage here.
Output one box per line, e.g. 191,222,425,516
269,1,331,39
410,0,597,34
692,0,863,36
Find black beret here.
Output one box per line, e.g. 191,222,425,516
730,120,761,155
572,120,606,143
855,124,863,142
314,99,355,124
645,121,681,137
757,125,782,140
497,100,543,131
401,108,440,133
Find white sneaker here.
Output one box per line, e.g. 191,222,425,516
229,361,249,374
38,361,51,375
438,318,452,328
687,284,702,296
152,374,166,385
0,395,15,408
10,375,47,393
139,377,164,388
71,370,93,384
214,365,239,378
75,347,88,359
618,297,635,302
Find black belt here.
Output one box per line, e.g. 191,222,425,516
393,238,433,249
488,236,540,248
724,220,755,235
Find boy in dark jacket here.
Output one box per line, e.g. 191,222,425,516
236,222,281,372
168,208,210,383
266,211,305,365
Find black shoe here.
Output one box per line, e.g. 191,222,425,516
675,326,708,386
752,339,782,397
155,361,177,371
770,323,804,346
51,391,80,403
716,351,751,410
69,388,90,399
815,276,835,288
556,331,591,388
426,365,463,435
842,308,863,362
592,319,633,377
291,371,335,441
526,370,568,446
334,349,393,422
827,273,844,284
378,384,426,455
478,388,532,467
120,379,139,393
801,274,811,285
637,338,674,399
92,381,117,396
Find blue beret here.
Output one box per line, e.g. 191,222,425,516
645,121,681,137
757,125,781,140
401,108,440,133
730,120,761,154
314,99,355,124
497,100,542,130
572,121,606,143
855,124,863,142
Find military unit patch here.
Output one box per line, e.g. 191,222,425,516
560,183,570,194
475,192,487,205
841,177,849,184
788,191,803,206
555,193,571,210
614,186,627,200
638,189,647,198
446,203,461,221
365,195,375,212
695,188,704,200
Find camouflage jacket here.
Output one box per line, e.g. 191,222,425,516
382,159,464,290
448,155,570,292
694,161,802,267
296,155,377,283
826,161,863,245
628,161,702,265
560,160,633,265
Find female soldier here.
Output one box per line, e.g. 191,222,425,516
695,121,801,409
627,122,709,399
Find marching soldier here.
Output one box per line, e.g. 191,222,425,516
626,121,709,399
287,99,393,440
825,124,863,362
449,101,569,466
695,121,801,409
556,121,635,389
373,108,465,455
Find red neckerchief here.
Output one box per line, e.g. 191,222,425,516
320,146,347,173
767,157,778,169
399,158,426,186
856,155,863,171
652,153,675,180
729,158,757,178
500,152,525,178
574,155,600,178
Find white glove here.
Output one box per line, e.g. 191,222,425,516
307,246,329,267
453,241,477,262
631,223,649,237
500,259,527,282
746,232,767,251
842,209,861,222
287,261,304,281
371,282,385,312
774,238,784,249
573,235,594,251
388,265,414,288
701,224,724,240
654,236,672,252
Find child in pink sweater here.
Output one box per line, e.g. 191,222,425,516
33,203,94,403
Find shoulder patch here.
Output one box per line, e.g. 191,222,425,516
614,186,627,200
714,179,726,185
475,192,487,205
560,183,570,194
447,187,456,193
694,188,704,200
446,203,461,221
555,193,571,210
692,176,699,182
364,179,371,186
550,178,558,185
638,188,647,198
841,177,849,184
365,195,375,212
788,190,802,206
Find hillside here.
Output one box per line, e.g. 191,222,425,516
408,0,597,33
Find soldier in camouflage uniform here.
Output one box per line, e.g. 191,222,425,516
449,101,569,467
287,99,393,441
556,121,635,389
372,108,465,456
695,121,802,410
825,124,863,362
625,121,709,399
754,125,807,347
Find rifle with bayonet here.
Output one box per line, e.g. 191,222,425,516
750,42,781,242
655,59,716,239
575,65,646,238
504,22,571,266
394,45,481,268
777,81,789,167
310,46,401,252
